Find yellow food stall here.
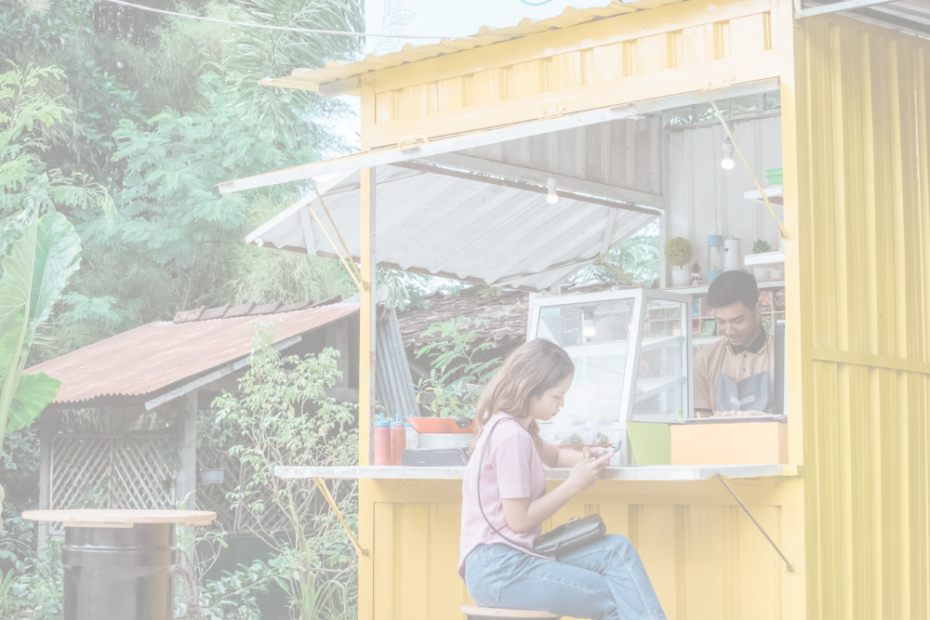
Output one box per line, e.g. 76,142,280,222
220,1,930,617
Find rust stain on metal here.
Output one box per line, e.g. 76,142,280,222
24,302,359,406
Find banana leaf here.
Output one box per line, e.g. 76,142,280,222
0,211,81,455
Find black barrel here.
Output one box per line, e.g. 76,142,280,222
63,523,177,620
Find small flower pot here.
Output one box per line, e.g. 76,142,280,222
752,266,771,281
671,268,691,287
200,468,225,485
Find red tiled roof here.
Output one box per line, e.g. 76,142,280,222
24,301,359,406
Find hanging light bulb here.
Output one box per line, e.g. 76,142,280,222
721,138,735,170
583,319,596,339
546,177,559,204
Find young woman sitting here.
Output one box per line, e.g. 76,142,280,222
458,338,666,620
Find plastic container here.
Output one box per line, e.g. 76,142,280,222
707,235,724,283
724,238,741,271
765,167,783,185
404,422,418,451
390,416,406,466
374,421,391,466
406,417,474,434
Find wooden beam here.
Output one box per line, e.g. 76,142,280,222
423,153,667,210
297,199,318,255
143,335,302,411
174,392,198,510
599,209,620,256
358,166,376,467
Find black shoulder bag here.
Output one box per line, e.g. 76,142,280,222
476,418,607,560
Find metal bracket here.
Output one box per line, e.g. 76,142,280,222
718,477,794,572
313,478,369,557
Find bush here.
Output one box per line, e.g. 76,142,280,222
663,237,692,267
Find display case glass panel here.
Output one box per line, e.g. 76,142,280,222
632,297,689,422
529,289,692,462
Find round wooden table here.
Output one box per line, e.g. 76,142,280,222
23,509,215,620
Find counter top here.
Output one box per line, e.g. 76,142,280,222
22,509,216,528
275,464,798,482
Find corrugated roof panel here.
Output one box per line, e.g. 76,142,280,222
253,162,658,292
259,0,688,91
24,303,359,406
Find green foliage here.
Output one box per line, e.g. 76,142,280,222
0,64,113,222
414,318,503,419
211,324,359,619
753,238,772,254
570,224,661,287
0,211,81,456
0,423,40,514
195,559,276,620
0,538,63,620
222,0,362,148
377,268,429,311
664,236,692,268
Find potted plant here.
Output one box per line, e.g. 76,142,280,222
752,238,772,281
664,237,693,287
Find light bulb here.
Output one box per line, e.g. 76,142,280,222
583,325,596,338
721,138,735,170
546,177,558,204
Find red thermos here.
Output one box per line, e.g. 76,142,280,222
374,421,391,466
390,422,406,466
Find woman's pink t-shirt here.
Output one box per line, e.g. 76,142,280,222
458,412,560,579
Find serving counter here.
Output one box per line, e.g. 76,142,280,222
276,464,797,482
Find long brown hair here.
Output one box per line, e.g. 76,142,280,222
473,338,574,446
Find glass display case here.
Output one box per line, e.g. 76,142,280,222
528,289,692,463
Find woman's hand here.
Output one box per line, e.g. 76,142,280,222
566,452,612,493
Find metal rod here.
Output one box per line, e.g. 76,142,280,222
709,100,792,240
310,179,366,286
718,477,795,572
313,478,369,557
303,202,363,290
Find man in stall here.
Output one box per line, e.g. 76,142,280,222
693,270,777,417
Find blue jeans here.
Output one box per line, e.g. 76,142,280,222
464,536,666,620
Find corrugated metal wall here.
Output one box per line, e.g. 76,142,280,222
461,117,663,199
792,15,930,620
364,479,803,620
375,307,419,419
667,115,784,272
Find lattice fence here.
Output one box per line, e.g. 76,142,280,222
49,433,177,534
196,450,292,535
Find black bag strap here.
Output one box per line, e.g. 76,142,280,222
475,417,539,555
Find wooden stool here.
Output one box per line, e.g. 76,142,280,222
461,605,560,619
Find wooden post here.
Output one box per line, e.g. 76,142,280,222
37,410,57,555
359,167,377,466
174,393,198,509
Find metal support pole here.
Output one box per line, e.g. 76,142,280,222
718,477,795,572
313,478,368,557
359,166,377,466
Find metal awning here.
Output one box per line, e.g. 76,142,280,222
245,163,658,292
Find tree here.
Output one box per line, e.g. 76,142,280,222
212,325,359,620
